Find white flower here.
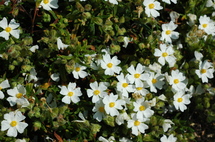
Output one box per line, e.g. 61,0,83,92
173,91,191,112
143,0,163,18
57,37,69,50
1,111,28,137
154,44,176,67
59,82,82,104
127,113,149,136
4,0,10,5
98,136,115,142
103,93,124,116
87,81,108,103
25,68,38,82
170,11,180,23
160,21,179,43
160,134,177,142
0,17,20,40
39,0,59,11
198,15,215,35
195,60,214,83
7,85,29,107
206,0,215,9
72,63,88,79
119,137,132,142
133,98,154,119
100,54,122,75
105,0,118,4
146,72,165,93
116,73,134,98
127,63,149,87
51,73,60,82
115,111,130,125
123,37,132,48
0,79,10,99
29,45,39,52
194,51,203,61
133,83,149,97
148,62,162,73
15,139,26,142
168,69,187,91
187,13,197,26
92,99,106,122
162,119,174,132
162,0,177,4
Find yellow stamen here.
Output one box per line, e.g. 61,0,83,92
149,3,155,9
107,63,113,68
134,120,140,126
139,105,146,111
5,27,12,33
201,69,207,74
109,102,115,108
134,73,140,78
152,78,157,84
136,87,142,91
68,92,74,96
173,79,179,84
177,98,183,102
165,30,171,35
43,0,49,4
202,24,208,28
75,67,81,72
16,93,23,98
162,52,168,57
122,83,128,88
10,121,18,127
93,90,100,95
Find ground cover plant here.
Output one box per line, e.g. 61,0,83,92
0,0,215,141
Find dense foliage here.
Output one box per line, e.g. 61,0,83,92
0,0,215,141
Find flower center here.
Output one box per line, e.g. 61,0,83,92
201,69,207,74
93,90,100,95
165,30,172,35
148,3,155,9
134,120,140,126
173,79,179,84
177,97,183,102
68,92,74,96
162,52,168,57
136,87,142,91
109,102,115,108
139,105,146,111
99,107,104,112
16,93,23,98
122,83,128,88
202,24,208,28
0,87,2,90
151,78,157,84
5,27,12,33
10,121,18,127
43,0,49,4
134,73,140,78
107,63,113,68
75,67,81,72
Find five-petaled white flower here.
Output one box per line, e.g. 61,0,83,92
162,119,174,132
127,63,149,87
0,17,20,40
1,111,28,137
154,44,176,67
160,134,177,142
168,69,187,91
198,15,215,35
92,99,106,122
160,21,179,43
146,72,165,93
7,85,29,107
103,93,124,116
100,54,122,75
59,82,82,104
143,0,163,18
39,0,59,11
127,113,149,136
173,91,191,112
72,63,88,79
87,81,108,103
195,60,214,83
0,79,10,99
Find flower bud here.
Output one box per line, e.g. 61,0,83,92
82,12,91,19
92,17,103,25
119,16,125,23
117,28,126,35
85,4,92,11
34,121,42,131
22,37,33,46
103,115,115,127
42,12,51,22
110,44,121,54
76,2,84,12
9,65,15,71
